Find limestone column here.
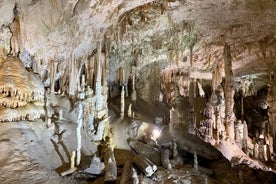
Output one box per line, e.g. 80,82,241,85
60,151,77,176
223,43,235,140
76,95,84,166
95,42,103,111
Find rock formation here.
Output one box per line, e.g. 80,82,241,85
0,57,45,122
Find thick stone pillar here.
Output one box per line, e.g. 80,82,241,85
223,43,235,140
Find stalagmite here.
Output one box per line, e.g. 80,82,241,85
254,142,259,159
170,141,183,167
161,148,172,169
223,43,235,140
128,103,132,118
101,136,117,182
235,120,244,149
121,85,125,118
58,109,63,121
47,117,52,128
169,107,178,141
266,134,274,157
243,121,248,153
193,151,198,172
76,91,85,166
60,151,77,176
267,75,276,153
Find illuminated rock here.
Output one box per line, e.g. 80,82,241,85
0,57,45,122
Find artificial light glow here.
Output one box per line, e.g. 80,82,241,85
152,128,161,140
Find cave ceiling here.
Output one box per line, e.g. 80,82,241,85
0,0,275,81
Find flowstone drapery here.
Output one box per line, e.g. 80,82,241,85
0,57,45,122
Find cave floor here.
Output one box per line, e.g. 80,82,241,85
0,119,213,184
0,120,74,184
0,98,275,183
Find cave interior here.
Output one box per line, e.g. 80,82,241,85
0,0,276,183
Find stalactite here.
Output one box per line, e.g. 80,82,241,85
197,81,205,97
189,79,196,133
90,55,95,89
9,15,22,56
223,43,235,140
189,47,193,66
212,62,223,90
259,37,268,63
81,74,85,91
69,56,77,96
120,85,125,118
119,67,125,86
102,42,108,96
131,75,137,102
50,61,58,93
